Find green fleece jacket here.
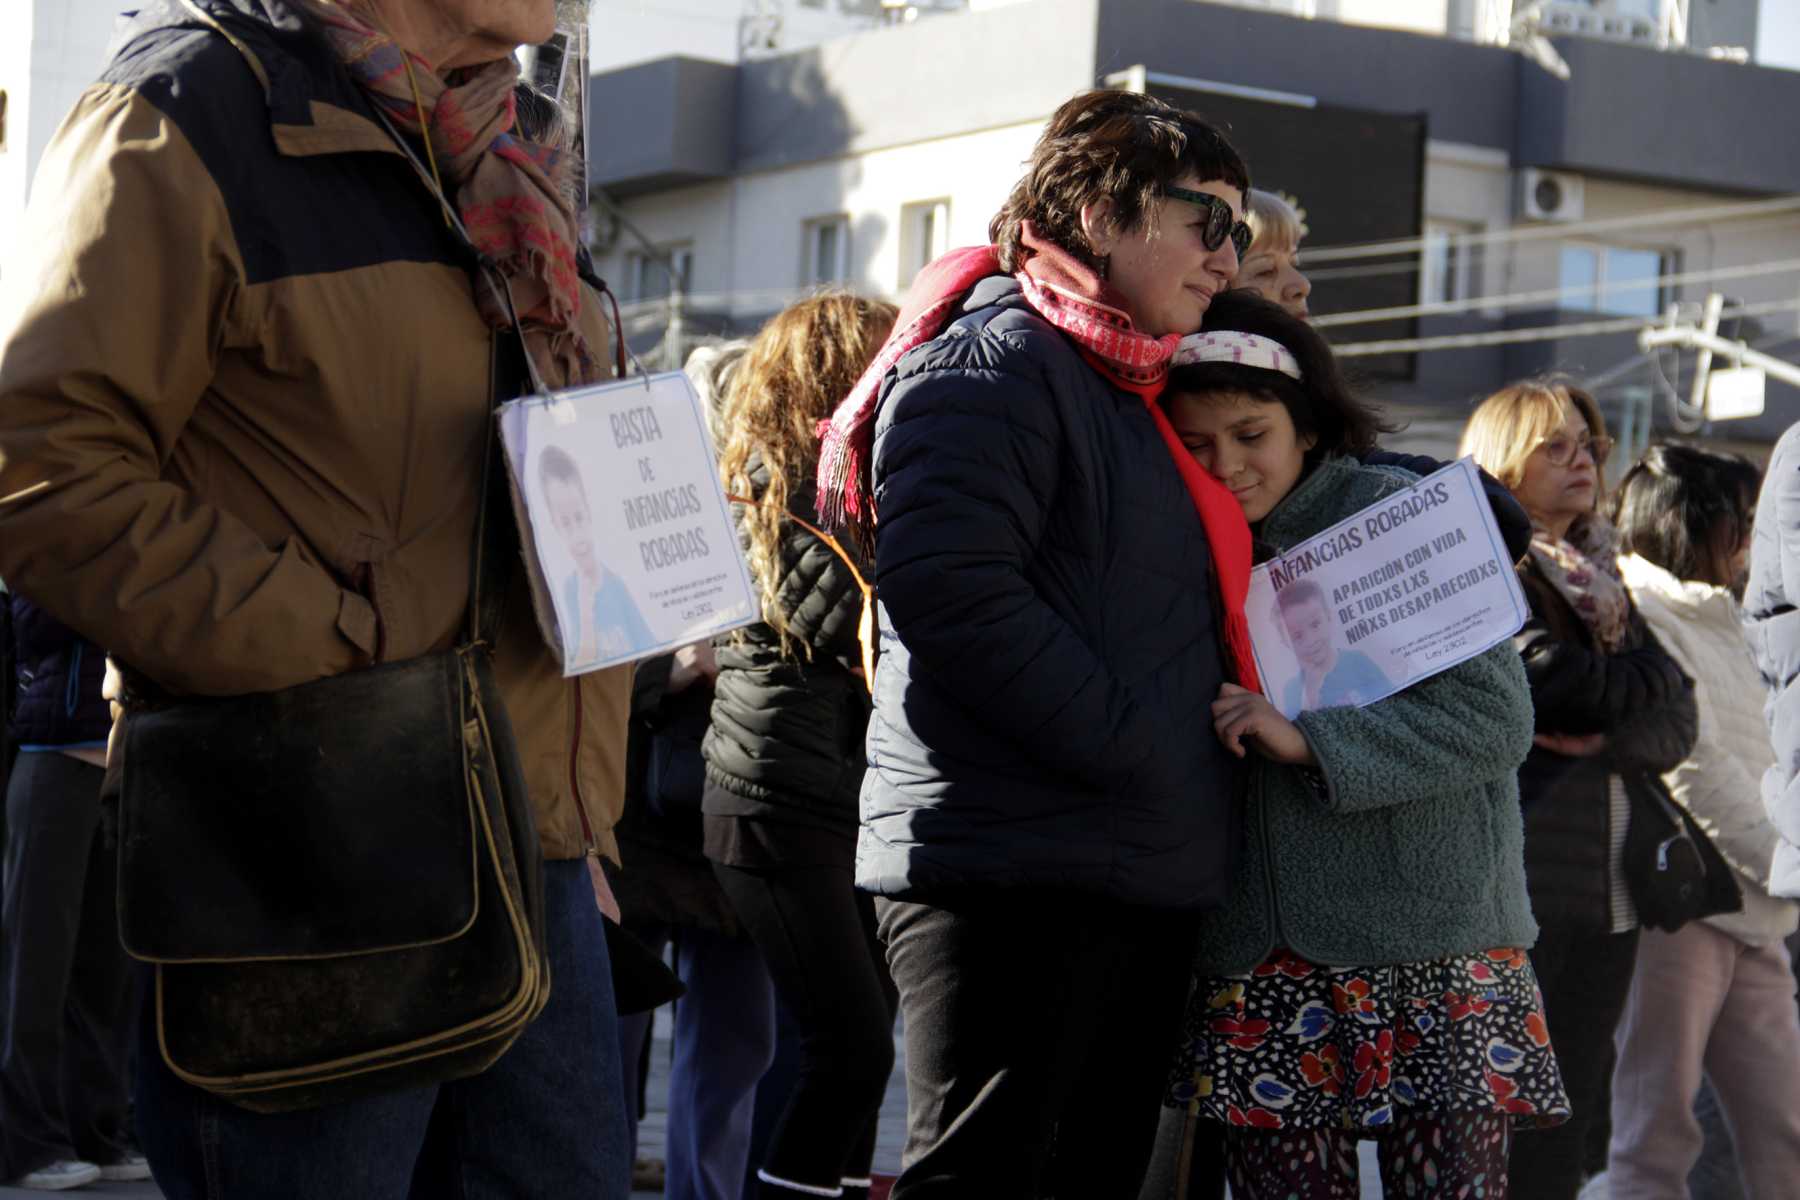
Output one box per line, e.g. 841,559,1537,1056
1192,457,1538,975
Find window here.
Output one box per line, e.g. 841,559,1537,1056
899,199,951,290
1420,221,1483,306
802,215,850,286
1559,243,1671,317
625,243,693,302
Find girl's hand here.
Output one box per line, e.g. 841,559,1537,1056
1212,683,1317,766
1533,731,1608,758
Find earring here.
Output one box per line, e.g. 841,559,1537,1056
1099,254,1111,281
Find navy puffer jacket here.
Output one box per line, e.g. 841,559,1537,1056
856,276,1239,908
10,594,110,748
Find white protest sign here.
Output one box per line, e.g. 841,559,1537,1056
1248,458,1528,719
498,371,760,676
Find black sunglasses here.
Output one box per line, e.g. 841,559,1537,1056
1165,186,1252,260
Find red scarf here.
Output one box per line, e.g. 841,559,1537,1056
296,0,597,388
816,226,1259,690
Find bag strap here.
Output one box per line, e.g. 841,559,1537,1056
725,493,875,692
364,105,563,649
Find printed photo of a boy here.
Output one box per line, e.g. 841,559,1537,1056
1274,579,1390,714
538,445,653,667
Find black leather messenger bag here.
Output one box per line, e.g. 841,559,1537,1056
117,330,550,1114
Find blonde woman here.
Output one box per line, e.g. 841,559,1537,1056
1238,190,1312,319
1461,381,1697,1200
702,291,899,1200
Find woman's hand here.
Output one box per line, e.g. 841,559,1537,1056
1533,731,1608,757
1213,683,1317,766
668,639,718,694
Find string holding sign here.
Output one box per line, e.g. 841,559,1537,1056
725,493,876,694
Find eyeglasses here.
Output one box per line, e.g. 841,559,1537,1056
1165,186,1253,260
1535,431,1614,468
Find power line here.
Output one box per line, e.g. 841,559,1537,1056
1331,296,1800,358
1334,314,1652,357
1301,194,1800,265
1303,203,1800,287
1312,256,1800,329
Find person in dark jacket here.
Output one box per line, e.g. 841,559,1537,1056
1462,380,1698,1200
0,596,145,1189
703,291,899,1200
812,90,1254,1199
614,644,778,1200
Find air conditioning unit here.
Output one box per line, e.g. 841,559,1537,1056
1536,2,1659,44
1518,168,1586,223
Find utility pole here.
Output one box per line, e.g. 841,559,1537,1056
1685,291,1724,417
1638,292,1800,433
1639,295,1800,392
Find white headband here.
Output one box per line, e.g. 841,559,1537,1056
1170,331,1303,381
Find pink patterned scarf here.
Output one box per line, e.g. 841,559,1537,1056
816,224,1260,690
296,0,597,388
1530,516,1633,652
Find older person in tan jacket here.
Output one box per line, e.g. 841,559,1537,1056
0,0,636,1194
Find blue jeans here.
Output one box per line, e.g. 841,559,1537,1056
137,859,628,1199
619,923,775,1200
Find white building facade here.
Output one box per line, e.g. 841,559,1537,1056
589,0,1800,449
1,0,122,276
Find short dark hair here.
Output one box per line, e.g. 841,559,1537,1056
1612,443,1761,585
1165,289,1395,462
988,90,1250,273
538,445,585,495
1276,578,1328,614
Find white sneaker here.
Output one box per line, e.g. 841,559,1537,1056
99,1154,152,1182
14,1159,102,1190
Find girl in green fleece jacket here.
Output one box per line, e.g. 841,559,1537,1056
1157,292,1566,1199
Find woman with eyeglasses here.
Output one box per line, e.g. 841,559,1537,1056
1460,381,1697,1200
820,89,1254,1197
1236,190,1312,320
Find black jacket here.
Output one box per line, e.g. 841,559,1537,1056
9,594,111,749
612,655,741,936
857,276,1239,907
1513,555,1697,933
701,458,870,837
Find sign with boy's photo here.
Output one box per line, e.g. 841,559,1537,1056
1248,458,1528,718
498,371,760,675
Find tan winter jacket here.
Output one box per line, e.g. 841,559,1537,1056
0,0,628,862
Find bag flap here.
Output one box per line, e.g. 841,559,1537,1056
1621,769,1743,929
119,653,479,963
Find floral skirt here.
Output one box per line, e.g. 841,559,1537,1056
1167,948,1570,1131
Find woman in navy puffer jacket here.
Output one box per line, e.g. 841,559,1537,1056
818,89,1254,1199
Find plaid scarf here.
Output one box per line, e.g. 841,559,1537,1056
816,225,1260,690
1530,515,1634,653
295,0,596,388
